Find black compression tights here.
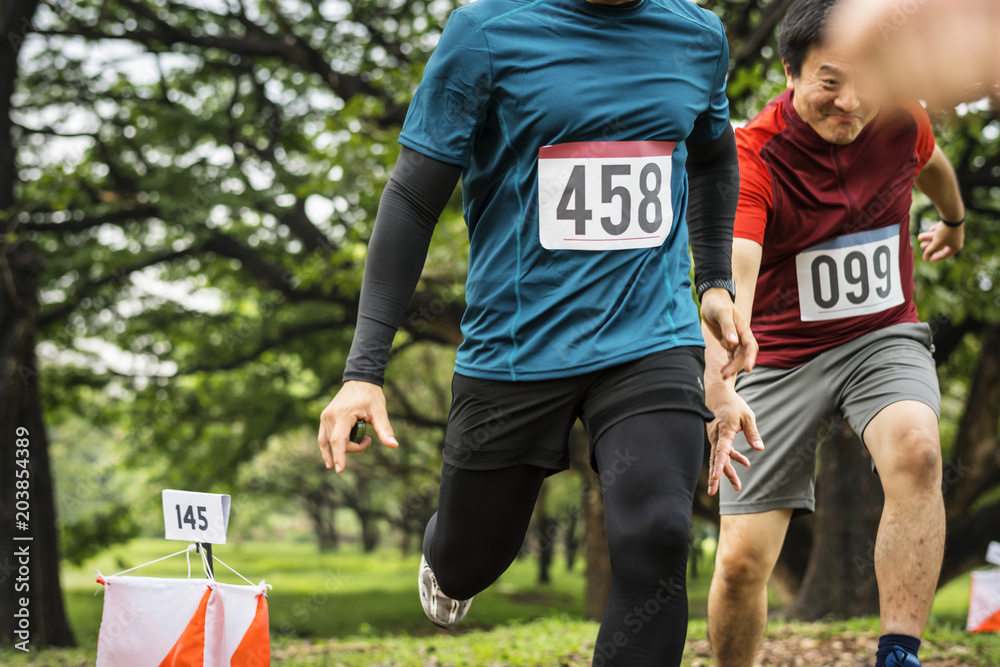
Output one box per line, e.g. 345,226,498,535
422,410,705,666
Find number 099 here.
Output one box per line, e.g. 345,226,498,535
810,245,893,309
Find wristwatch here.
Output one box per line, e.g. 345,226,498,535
696,278,736,302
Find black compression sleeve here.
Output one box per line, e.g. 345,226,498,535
342,147,462,385
686,123,739,294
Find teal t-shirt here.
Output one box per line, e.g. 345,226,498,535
399,0,731,381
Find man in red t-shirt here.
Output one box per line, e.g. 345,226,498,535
702,1,965,666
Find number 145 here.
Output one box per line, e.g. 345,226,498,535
175,504,209,531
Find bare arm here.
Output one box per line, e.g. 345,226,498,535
915,145,965,261
702,237,764,495
916,145,965,223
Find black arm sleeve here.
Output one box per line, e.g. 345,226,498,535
342,147,462,385
686,123,739,295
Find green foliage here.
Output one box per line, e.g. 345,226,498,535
60,505,141,566
48,415,148,563
13,0,466,550
914,110,1000,326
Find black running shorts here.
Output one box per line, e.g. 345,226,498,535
443,346,713,473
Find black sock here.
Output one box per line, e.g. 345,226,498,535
875,633,921,666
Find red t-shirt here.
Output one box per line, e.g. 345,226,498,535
734,90,936,368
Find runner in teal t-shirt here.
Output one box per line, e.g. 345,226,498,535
318,2,757,664
401,0,732,380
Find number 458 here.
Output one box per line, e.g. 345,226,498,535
557,163,664,236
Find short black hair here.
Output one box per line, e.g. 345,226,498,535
778,0,840,78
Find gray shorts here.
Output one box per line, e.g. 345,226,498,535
718,322,940,518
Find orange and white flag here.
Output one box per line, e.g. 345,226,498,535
968,571,1000,633
95,575,270,666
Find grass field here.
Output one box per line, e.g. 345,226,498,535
58,538,589,644
2,538,998,665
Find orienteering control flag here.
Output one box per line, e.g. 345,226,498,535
95,575,270,666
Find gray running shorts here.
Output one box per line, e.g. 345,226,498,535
718,322,940,518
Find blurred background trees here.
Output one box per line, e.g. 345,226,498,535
1,0,997,647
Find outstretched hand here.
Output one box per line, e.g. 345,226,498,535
706,387,764,495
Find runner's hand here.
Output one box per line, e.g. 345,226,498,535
706,386,764,495
700,288,758,379
918,221,964,261
318,380,399,473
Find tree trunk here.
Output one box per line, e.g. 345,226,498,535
359,511,379,553
534,481,553,586
940,499,1000,585
783,418,884,619
689,534,701,579
770,515,814,605
304,494,338,552
570,424,611,621
348,477,380,553
398,525,411,556
941,325,1000,532
317,514,338,552
936,325,1000,583
584,474,612,621
564,509,579,572
1,0,76,648
0,245,77,648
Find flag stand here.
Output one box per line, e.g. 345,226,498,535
198,542,214,578
94,491,271,666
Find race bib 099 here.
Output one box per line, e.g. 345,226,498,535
537,141,675,251
795,225,904,322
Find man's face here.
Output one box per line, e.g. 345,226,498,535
785,44,881,145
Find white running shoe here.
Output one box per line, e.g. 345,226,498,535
418,554,473,628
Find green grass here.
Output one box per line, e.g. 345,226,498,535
5,617,998,666
267,617,601,667
930,571,976,626
59,538,588,646
2,538,997,665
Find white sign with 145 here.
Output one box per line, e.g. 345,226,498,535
162,489,231,544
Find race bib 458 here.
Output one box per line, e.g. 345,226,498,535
795,225,904,322
537,141,675,251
